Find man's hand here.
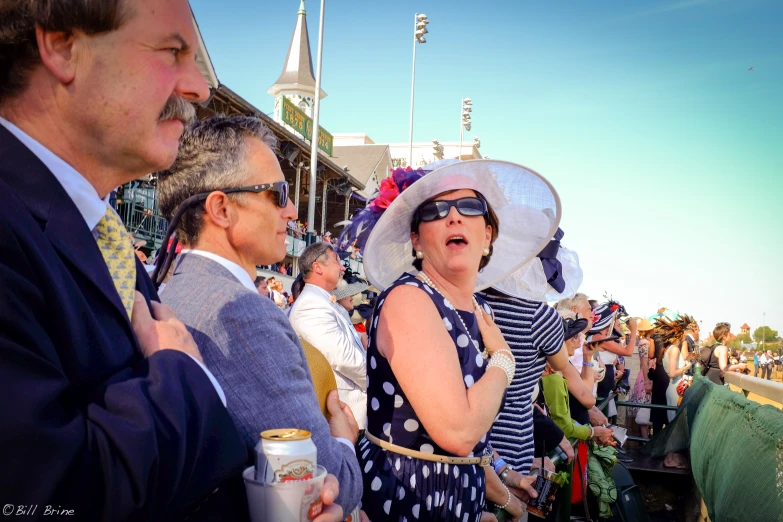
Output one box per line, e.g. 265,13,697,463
326,391,359,444
131,292,203,363
313,474,343,522
588,406,608,427
506,470,538,503
559,436,574,464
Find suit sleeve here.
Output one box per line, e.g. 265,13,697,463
0,219,247,521
206,294,363,513
291,296,367,391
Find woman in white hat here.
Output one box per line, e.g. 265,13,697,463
353,160,560,521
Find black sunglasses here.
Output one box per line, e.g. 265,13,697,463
417,197,487,223
221,182,290,208
152,182,290,287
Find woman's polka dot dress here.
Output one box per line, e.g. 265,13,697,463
359,273,497,521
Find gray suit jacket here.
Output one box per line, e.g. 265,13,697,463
161,253,362,512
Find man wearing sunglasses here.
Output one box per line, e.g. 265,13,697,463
157,115,363,518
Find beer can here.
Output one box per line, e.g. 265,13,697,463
344,507,361,522
255,429,318,483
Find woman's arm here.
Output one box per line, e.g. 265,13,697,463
717,345,747,373
600,339,633,357
377,286,507,456
485,468,525,521
562,364,596,409
668,346,691,377
639,341,652,389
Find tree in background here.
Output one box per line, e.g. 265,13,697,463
728,333,752,351
753,326,779,345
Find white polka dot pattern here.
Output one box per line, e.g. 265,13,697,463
359,273,493,521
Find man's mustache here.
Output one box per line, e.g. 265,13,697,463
159,96,196,126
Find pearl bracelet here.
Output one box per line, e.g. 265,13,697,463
488,351,516,386
500,482,512,510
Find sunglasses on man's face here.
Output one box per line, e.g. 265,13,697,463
417,197,487,223
221,181,290,208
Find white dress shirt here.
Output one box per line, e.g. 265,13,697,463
289,283,368,428
179,249,256,292
0,117,227,406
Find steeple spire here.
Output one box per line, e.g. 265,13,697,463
267,0,326,100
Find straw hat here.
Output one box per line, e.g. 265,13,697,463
637,318,655,332
363,159,562,291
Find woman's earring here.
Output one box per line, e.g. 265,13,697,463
415,250,424,260
482,247,490,257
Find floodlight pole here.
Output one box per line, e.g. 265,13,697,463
307,0,326,245
407,14,418,168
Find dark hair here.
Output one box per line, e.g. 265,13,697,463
291,276,305,301
713,323,730,344
410,190,499,271
652,333,666,364
299,242,335,280
588,299,598,309
254,275,266,288
0,0,132,103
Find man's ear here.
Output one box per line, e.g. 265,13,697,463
36,27,79,85
203,192,233,229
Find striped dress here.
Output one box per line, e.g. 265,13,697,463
477,291,564,474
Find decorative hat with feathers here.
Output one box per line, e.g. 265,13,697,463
654,313,698,347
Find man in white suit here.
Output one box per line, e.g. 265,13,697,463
290,243,368,428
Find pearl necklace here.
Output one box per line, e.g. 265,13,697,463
416,272,489,360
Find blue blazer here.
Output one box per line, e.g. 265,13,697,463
0,125,248,521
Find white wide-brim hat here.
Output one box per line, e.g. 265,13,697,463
492,244,583,302
363,159,562,291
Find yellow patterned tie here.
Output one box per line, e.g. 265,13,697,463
95,206,136,318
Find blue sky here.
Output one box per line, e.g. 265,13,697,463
191,0,782,339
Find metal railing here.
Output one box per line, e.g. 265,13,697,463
723,371,783,404
115,181,168,251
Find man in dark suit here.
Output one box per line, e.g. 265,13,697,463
0,1,252,519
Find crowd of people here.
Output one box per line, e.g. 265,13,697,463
1,2,776,522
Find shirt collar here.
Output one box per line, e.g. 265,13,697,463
304,283,335,302
0,117,109,230
180,249,256,292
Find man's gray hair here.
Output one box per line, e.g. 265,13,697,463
299,242,335,281
158,115,278,245
556,293,589,312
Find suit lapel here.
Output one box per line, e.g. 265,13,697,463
0,125,132,325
